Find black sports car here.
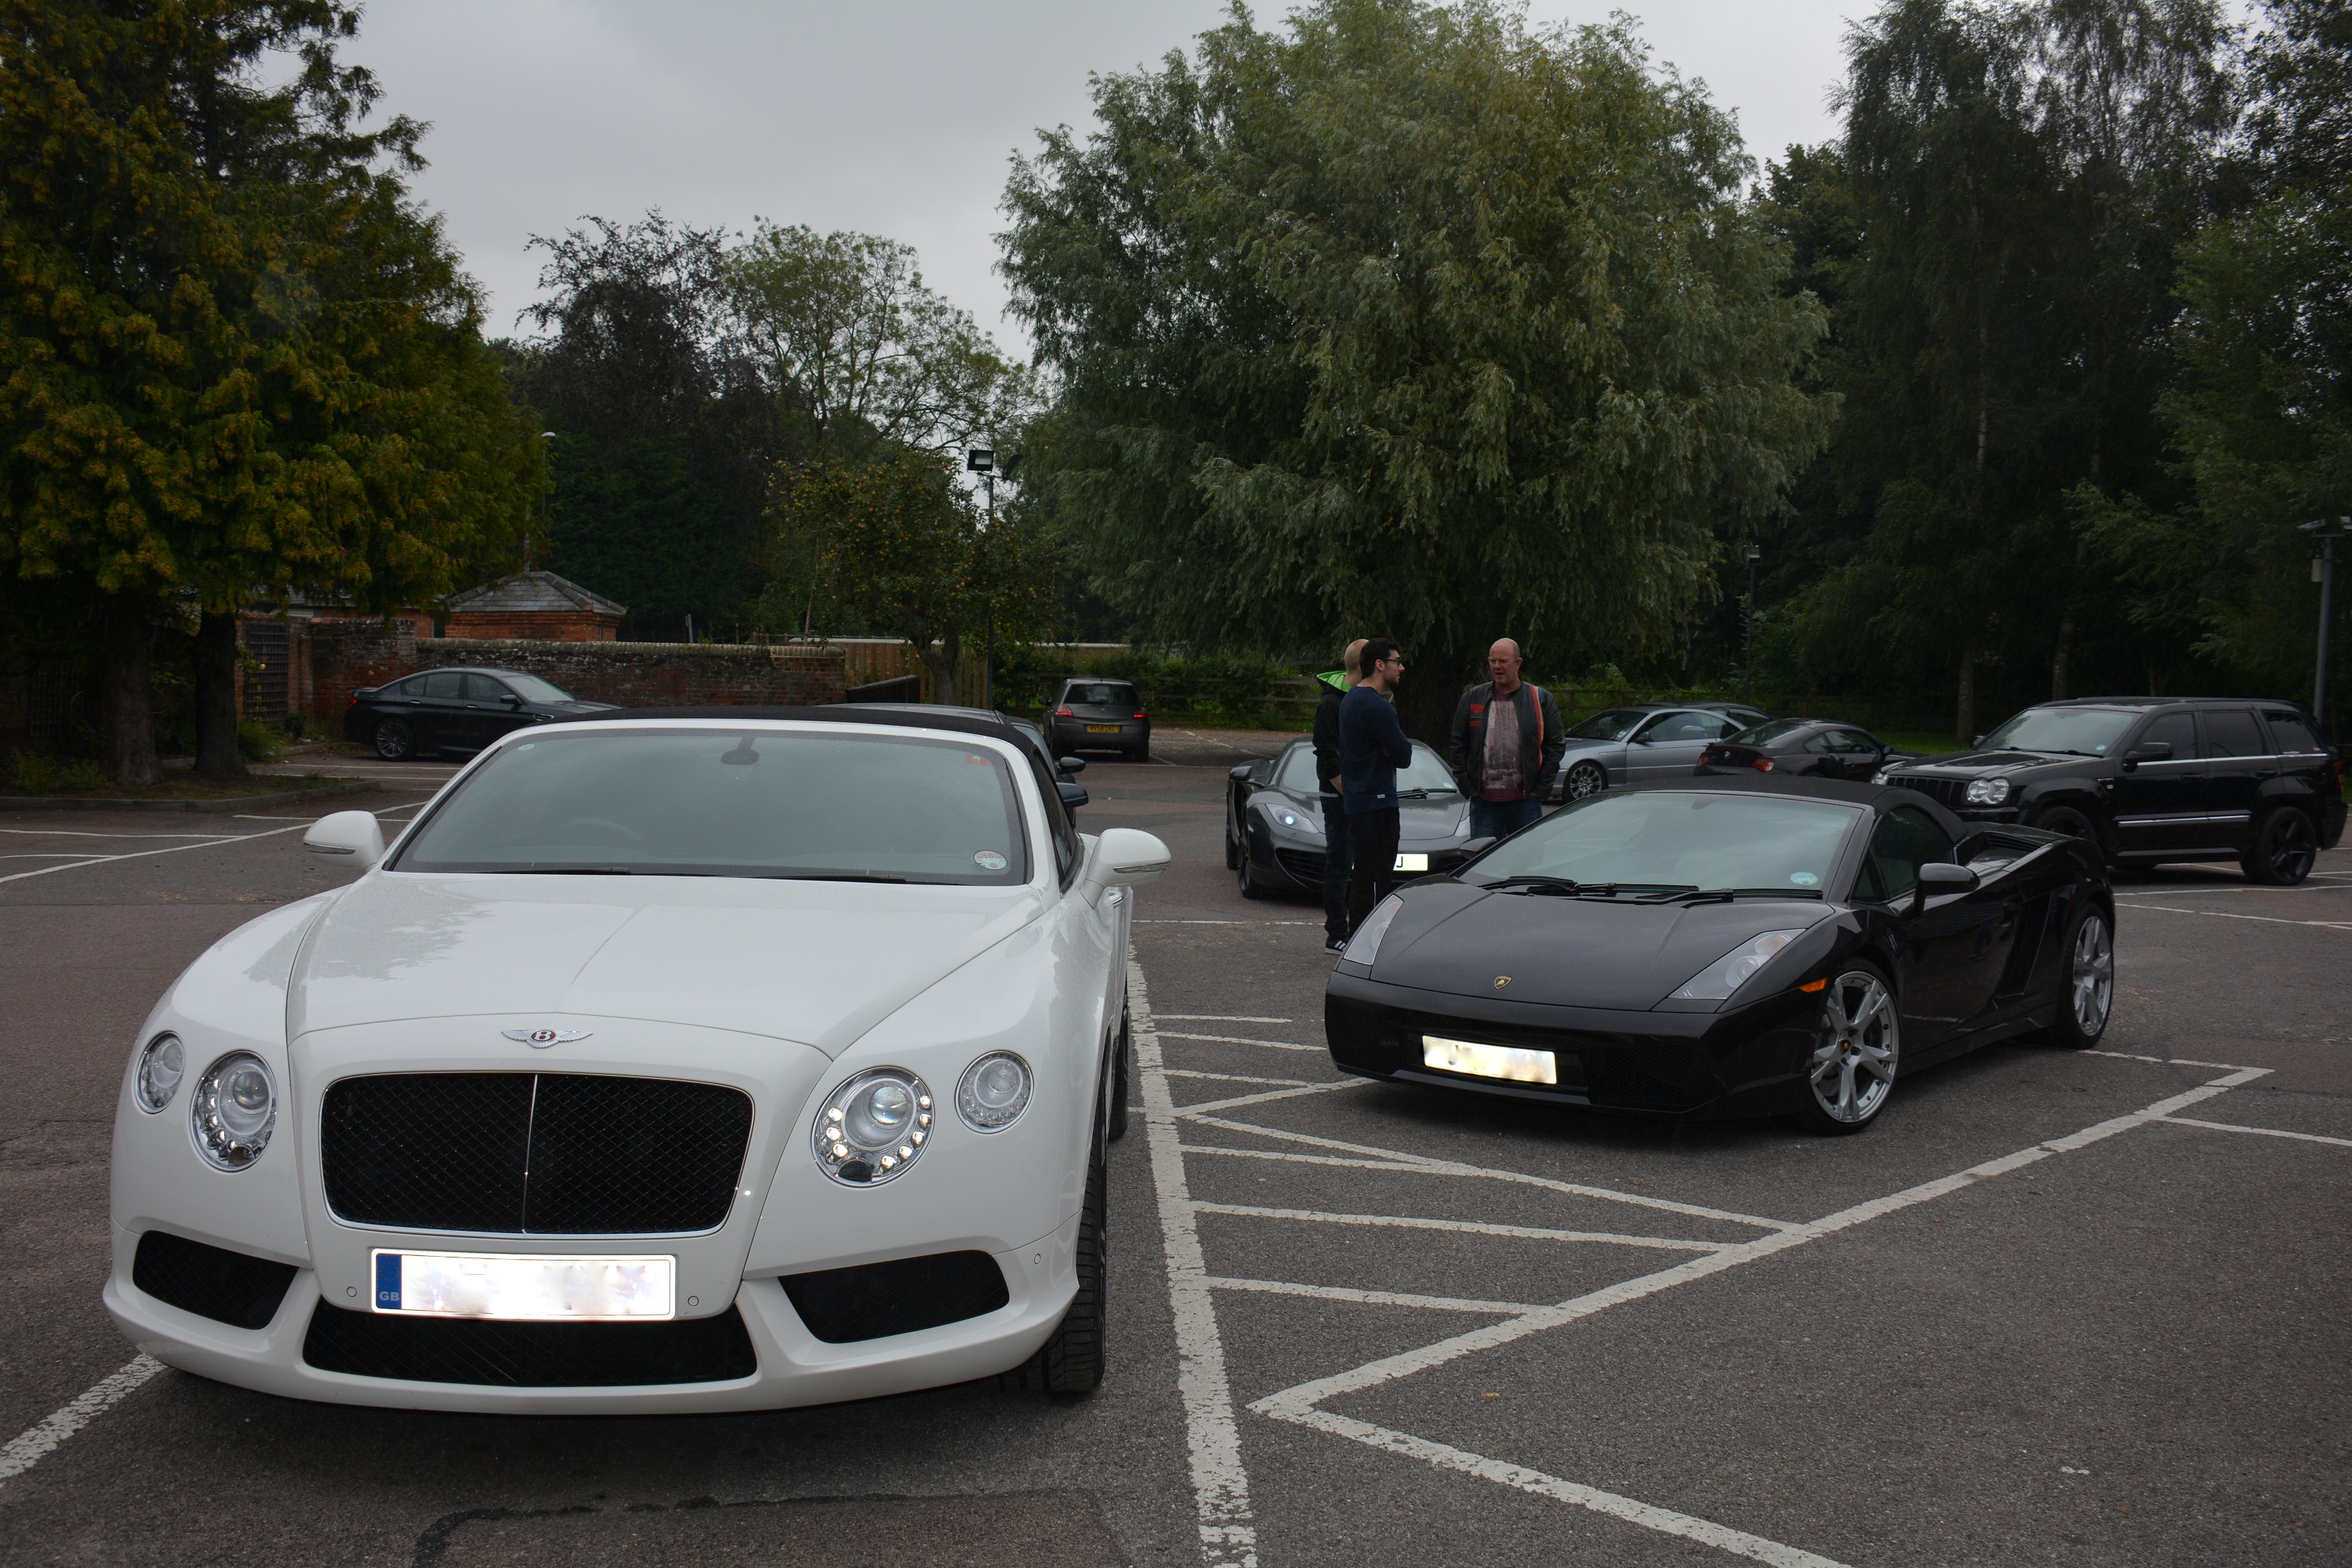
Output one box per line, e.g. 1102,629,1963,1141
1327,775,2114,1134
1697,718,1915,782
343,667,620,759
1228,736,1475,898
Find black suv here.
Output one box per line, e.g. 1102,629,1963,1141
1877,698,2345,884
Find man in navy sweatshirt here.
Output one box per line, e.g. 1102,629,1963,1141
1338,637,1414,935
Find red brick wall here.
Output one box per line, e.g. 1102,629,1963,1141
443,611,617,642
412,639,845,708
309,620,419,728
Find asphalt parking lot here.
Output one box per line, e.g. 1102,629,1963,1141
2,737,2347,1566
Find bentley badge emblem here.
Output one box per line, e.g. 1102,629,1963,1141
1493,975,1512,989
504,1028,592,1047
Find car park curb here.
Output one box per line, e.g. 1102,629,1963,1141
0,779,379,813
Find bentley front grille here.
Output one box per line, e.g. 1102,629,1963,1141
321,1073,753,1235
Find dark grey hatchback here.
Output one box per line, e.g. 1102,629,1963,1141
1047,679,1152,760
343,668,621,760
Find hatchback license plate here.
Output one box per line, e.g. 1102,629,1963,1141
1393,852,1429,872
1086,724,1120,732
1422,1035,1557,1085
371,1250,675,1320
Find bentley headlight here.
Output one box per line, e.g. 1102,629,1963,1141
1964,777,2012,805
191,1052,276,1169
1343,895,1403,966
815,1069,934,1185
1670,929,1807,1001
135,1033,183,1113
956,1051,1033,1132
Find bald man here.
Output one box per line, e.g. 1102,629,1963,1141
1449,638,1566,842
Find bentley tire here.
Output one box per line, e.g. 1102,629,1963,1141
2034,904,2114,1047
1107,1007,1131,1143
1004,1117,1106,1395
1563,760,1606,800
372,717,416,761
2242,807,2317,886
1793,965,1900,1135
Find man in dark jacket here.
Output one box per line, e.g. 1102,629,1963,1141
1450,638,1565,842
1338,638,1414,935
1309,639,1367,952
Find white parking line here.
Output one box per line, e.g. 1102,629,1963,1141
2158,1116,2352,1149
1157,1014,1294,1024
0,822,313,884
1206,1276,1538,1316
0,828,237,839
1174,1080,1371,1116
1158,1031,1326,1054
0,1356,163,1485
1192,1203,1734,1253
1132,957,1259,1568
2114,903,2352,930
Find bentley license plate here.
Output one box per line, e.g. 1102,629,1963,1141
1086,724,1120,732
371,1250,675,1320
1393,852,1430,872
1422,1035,1557,1085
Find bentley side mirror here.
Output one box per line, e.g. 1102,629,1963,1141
2122,740,2172,768
304,809,386,871
1081,826,1171,904
1914,862,1978,904
1058,756,1086,775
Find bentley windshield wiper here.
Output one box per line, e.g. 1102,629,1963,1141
759,871,916,884
1646,887,1828,905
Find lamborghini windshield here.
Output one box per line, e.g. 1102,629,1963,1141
1465,791,1861,894
392,728,1029,884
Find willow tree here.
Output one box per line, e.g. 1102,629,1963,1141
0,0,541,782
1000,0,1831,734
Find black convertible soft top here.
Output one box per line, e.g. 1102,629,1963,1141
537,703,1025,743
1599,771,1971,842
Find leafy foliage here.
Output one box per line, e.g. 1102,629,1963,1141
1000,0,1832,734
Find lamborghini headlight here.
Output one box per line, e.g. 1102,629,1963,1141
815,1069,934,1185
1343,895,1403,966
1670,930,1808,1001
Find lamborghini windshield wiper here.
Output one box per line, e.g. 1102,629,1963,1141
1486,873,1580,895
1647,886,1828,905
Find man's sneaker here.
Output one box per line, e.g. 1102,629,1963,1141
1325,935,1349,954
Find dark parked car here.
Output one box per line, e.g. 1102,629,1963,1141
1544,702,1771,803
344,668,619,760
1327,775,2115,1133
1228,737,1474,898
1048,680,1151,760
1698,719,1915,782
1874,698,2345,884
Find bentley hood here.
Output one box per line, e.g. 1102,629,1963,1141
285,872,1045,1054
1368,883,1835,1011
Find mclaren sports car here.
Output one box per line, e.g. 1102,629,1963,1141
1327,775,2114,1134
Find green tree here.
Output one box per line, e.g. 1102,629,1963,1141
774,454,1050,702
727,222,1033,459
1000,0,1832,736
0,0,543,782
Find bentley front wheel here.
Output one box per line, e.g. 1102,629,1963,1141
1795,967,1900,1134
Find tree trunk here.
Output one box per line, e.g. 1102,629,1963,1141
107,598,160,788
194,610,248,777
2050,615,2073,702
918,636,960,705
1955,639,1977,748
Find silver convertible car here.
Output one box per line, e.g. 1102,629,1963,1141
1544,702,1770,804
1227,738,1475,897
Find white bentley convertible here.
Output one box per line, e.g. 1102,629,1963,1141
104,709,1167,1413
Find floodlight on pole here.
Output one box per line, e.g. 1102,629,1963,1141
2301,517,2348,720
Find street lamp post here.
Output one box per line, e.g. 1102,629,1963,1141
1744,543,1762,701
967,447,995,517
2304,517,2349,721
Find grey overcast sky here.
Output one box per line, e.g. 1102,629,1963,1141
348,2,1866,350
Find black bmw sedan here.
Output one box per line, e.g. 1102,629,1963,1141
343,668,620,760
1327,775,2114,1134
1697,718,1915,782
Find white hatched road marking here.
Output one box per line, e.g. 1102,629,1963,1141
1132,957,1259,1568
0,1356,164,1485
1157,1031,1328,1054
1156,1014,1294,1023
0,799,426,887
2114,902,2352,930
1205,1277,1538,1316
2158,1116,2352,1149
1172,1081,1371,1116
1192,1203,1735,1253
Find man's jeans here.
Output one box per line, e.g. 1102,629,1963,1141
1319,794,1352,942
1469,796,1544,843
1347,808,1403,933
